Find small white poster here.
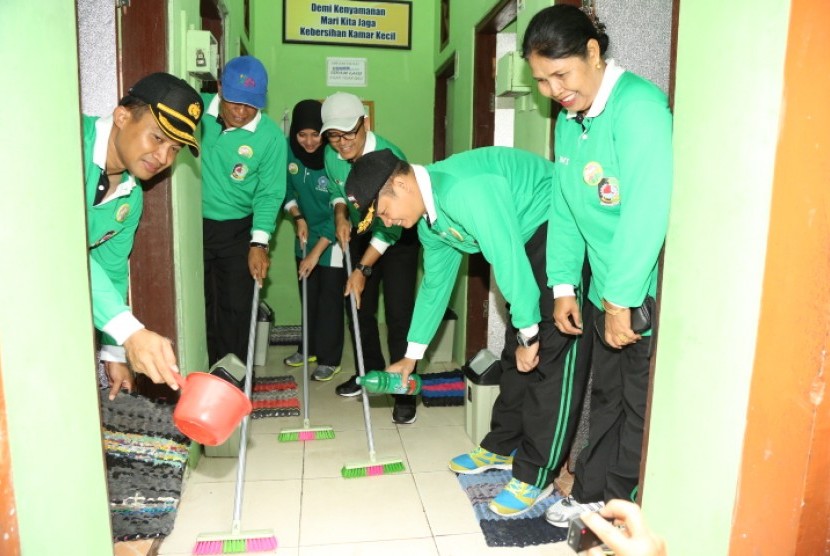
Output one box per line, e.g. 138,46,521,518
326,57,367,87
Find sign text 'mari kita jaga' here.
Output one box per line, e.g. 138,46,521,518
283,0,412,50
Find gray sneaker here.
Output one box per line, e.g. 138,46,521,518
284,351,316,367
311,365,341,382
544,495,605,527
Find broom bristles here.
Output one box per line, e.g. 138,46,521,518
341,458,405,478
193,529,277,554
278,426,335,442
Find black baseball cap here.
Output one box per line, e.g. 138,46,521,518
345,149,402,235
126,72,203,156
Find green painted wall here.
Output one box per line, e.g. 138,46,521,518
168,0,211,378
250,0,436,333
514,0,553,156
0,1,113,554
642,1,790,554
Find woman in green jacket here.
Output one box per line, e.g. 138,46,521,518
283,100,345,381
522,5,674,527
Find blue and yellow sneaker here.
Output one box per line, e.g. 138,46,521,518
488,477,554,517
448,446,513,474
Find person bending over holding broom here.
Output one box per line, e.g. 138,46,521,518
344,147,591,516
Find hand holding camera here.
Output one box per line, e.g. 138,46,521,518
567,499,667,556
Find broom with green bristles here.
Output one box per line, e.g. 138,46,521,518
193,282,278,555
279,243,335,442
340,249,406,478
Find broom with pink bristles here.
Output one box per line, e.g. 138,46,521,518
193,282,278,554
340,249,406,478
279,243,335,442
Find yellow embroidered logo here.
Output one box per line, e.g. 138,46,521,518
188,102,201,119
357,203,375,234
115,203,131,223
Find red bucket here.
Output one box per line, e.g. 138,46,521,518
173,372,252,446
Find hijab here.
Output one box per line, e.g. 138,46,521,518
289,99,325,170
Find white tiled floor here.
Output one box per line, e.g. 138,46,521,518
159,344,575,556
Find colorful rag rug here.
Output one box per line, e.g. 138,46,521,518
421,370,465,407
252,375,301,419
456,469,568,547
100,391,189,541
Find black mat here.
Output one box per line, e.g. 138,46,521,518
100,391,189,541
269,324,301,346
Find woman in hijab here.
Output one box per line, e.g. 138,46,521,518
282,99,345,381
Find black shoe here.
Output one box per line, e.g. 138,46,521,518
335,375,362,397
392,399,417,424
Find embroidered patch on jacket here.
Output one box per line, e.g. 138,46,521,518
231,163,249,181
288,162,299,175
583,161,603,186
238,145,253,158
598,177,620,206
115,203,131,223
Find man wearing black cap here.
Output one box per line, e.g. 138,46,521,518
85,72,204,398
345,147,590,517
201,55,286,366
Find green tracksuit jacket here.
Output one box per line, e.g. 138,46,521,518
285,152,339,266
324,131,405,246
408,147,556,348
547,69,673,312
200,94,286,239
84,115,144,352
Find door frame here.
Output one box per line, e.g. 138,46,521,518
465,0,516,359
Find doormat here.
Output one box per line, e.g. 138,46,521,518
100,391,189,542
269,325,301,346
252,375,301,419
456,469,567,547
421,370,465,407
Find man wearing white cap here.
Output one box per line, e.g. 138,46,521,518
201,55,287,365
320,92,420,424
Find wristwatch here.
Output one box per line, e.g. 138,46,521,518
516,331,539,348
356,263,373,277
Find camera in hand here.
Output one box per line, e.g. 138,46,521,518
567,515,604,553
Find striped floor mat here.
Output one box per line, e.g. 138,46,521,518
100,391,188,541
251,375,301,419
456,469,568,547
421,370,465,407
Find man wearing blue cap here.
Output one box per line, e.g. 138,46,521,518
86,72,204,398
201,55,287,365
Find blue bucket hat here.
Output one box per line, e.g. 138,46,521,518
221,56,268,109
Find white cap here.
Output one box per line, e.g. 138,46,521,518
320,92,366,133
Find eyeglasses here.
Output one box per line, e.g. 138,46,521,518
326,119,364,143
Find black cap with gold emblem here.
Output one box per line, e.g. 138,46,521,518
126,72,204,156
345,149,402,235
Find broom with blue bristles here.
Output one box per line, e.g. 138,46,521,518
193,281,278,554
279,242,335,442
340,249,406,478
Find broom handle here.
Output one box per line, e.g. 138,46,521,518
301,242,310,428
344,248,377,460
232,279,260,531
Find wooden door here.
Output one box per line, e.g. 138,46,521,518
466,0,516,359
0,355,20,556
118,0,177,398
